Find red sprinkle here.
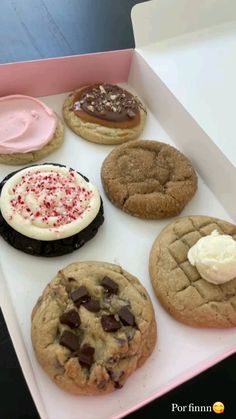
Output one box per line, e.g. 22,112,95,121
10,169,93,228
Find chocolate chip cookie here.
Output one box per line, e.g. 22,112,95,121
101,140,198,219
31,261,157,395
149,216,236,327
63,84,146,145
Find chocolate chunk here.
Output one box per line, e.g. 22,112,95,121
97,380,107,389
118,306,135,326
101,315,121,332
59,330,80,351
71,286,90,307
108,370,124,389
127,328,136,342
83,299,100,312
126,109,136,118
114,381,123,389
59,309,81,328
78,345,95,368
101,277,118,294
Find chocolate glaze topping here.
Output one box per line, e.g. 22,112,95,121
73,84,140,122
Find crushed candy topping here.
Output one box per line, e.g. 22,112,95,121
73,84,141,123
10,169,93,228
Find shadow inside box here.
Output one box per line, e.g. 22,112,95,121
0,307,235,419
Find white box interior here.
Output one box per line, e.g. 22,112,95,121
132,0,236,219
0,85,235,419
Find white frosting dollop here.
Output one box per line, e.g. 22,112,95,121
0,165,100,241
187,230,236,284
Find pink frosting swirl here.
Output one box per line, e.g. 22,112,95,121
0,95,57,154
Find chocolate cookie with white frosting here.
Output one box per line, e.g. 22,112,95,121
0,163,104,256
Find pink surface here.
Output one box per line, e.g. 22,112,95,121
0,50,133,97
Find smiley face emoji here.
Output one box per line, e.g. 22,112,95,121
212,402,224,414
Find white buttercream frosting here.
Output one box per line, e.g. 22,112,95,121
0,165,100,241
187,230,236,284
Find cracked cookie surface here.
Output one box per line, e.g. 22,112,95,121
149,216,236,327
31,261,157,395
101,140,197,219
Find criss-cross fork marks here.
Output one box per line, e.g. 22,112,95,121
166,218,236,316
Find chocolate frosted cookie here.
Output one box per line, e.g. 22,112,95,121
149,216,236,328
0,164,104,256
31,261,157,395
101,140,197,219
63,84,146,145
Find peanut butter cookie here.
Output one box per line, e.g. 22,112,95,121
149,216,236,327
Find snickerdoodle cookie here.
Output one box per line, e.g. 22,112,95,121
31,261,157,395
149,216,236,328
0,95,64,165
101,140,198,219
63,84,146,145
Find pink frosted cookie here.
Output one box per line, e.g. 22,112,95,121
0,95,64,165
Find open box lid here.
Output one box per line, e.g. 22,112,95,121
131,0,236,168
